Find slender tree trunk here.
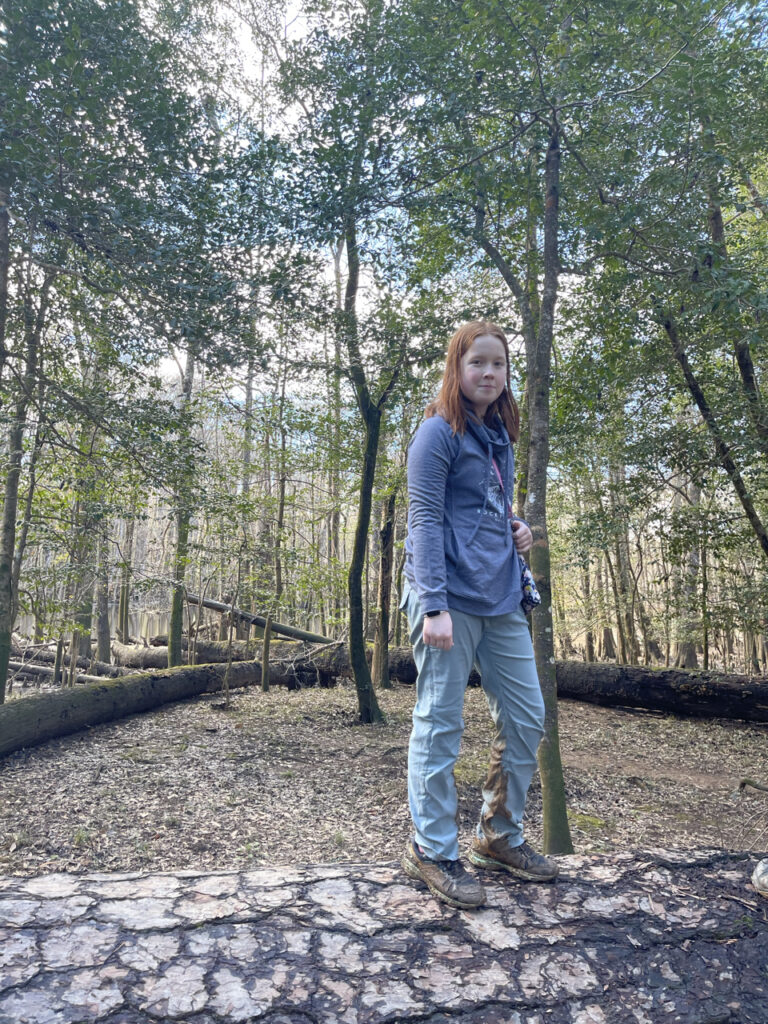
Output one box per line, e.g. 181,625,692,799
582,563,596,663
261,614,272,693
10,403,44,626
604,551,628,664
0,186,9,374
523,127,573,855
0,273,53,704
118,517,135,643
96,532,111,664
239,343,256,637
662,313,768,559
168,510,191,668
701,530,709,671
347,407,384,722
372,490,396,689
674,479,701,670
168,346,196,668
340,213,386,724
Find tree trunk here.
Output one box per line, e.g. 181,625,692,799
0,272,53,704
10,399,45,627
347,406,385,722
261,614,272,693
168,344,197,668
117,517,134,643
0,185,8,374
674,479,702,670
371,490,396,689
523,127,573,855
663,313,768,560
555,659,768,723
340,212,385,725
95,533,111,664
168,508,191,668
0,851,763,1023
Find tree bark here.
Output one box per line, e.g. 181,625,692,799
0,271,54,704
663,313,768,559
117,516,134,643
523,126,573,855
0,185,8,372
340,212,385,725
168,345,196,668
95,533,111,664
371,489,396,689
0,851,763,1022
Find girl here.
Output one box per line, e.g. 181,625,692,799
400,320,558,909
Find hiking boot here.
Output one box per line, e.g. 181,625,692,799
401,839,486,909
468,836,559,882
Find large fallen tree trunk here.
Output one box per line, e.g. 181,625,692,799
0,851,765,1022
111,637,272,669
554,659,768,722
0,661,263,758
0,643,356,757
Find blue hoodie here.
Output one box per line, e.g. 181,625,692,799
403,412,523,616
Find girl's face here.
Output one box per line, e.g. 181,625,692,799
459,334,507,418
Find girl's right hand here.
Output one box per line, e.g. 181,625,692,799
423,611,453,650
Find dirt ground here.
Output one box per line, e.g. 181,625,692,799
1,680,767,876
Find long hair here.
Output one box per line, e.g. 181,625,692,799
425,321,520,441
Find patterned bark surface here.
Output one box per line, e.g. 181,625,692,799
0,850,765,1023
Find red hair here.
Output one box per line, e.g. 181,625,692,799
425,321,520,441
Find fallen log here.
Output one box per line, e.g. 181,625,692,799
111,638,304,670
110,639,268,671
0,661,263,758
7,661,138,688
0,851,765,1022
10,641,126,677
555,659,768,722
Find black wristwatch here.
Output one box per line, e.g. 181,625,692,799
425,609,447,617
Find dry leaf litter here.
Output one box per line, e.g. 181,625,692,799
1,680,767,876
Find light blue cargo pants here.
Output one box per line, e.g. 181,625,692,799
403,582,545,861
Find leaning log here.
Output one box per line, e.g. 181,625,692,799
185,592,334,644
0,662,262,758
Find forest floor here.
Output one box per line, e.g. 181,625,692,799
1,680,767,876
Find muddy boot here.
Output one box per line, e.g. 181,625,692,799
468,836,559,882
401,839,486,909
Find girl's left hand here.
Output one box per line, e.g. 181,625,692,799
511,519,533,554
